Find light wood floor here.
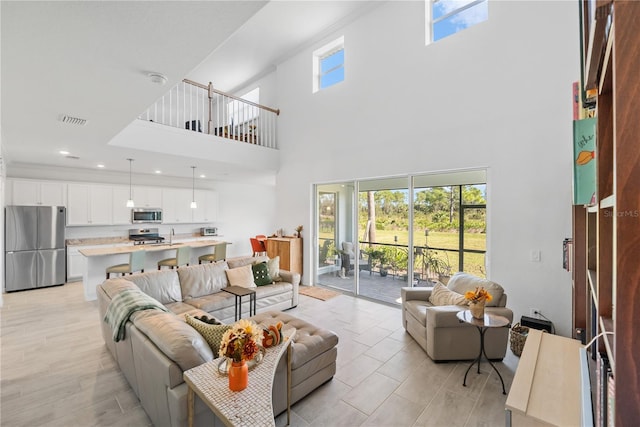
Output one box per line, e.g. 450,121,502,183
1,281,519,426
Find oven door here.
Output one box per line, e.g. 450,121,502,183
131,209,163,223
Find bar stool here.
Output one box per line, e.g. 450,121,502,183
198,242,227,264
157,245,192,270
106,250,146,279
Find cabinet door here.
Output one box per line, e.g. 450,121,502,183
193,190,218,223
112,186,132,225
38,182,66,206
162,188,193,223
67,184,91,225
11,180,40,205
134,186,163,208
66,250,85,282
88,185,113,225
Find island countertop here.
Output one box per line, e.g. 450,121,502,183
79,239,226,257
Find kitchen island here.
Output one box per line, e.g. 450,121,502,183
80,239,227,301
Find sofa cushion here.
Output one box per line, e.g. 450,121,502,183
446,272,504,307
267,256,282,282
226,264,256,288
178,262,229,299
251,262,273,286
227,255,268,269
184,313,231,356
127,270,182,304
132,310,214,371
429,282,467,306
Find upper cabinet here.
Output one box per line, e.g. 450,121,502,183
192,189,219,223
133,186,163,208
7,179,66,206
67,184,113,226
112,185,133,225
161,188,195,224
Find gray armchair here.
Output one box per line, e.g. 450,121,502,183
401,272,513,361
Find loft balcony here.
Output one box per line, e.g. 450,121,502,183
108,79,280,181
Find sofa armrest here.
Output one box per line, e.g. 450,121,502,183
401,286,433,303
278,269,300,307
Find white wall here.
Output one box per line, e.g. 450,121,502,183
270,1,578,336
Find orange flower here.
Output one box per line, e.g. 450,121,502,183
464,286,492,303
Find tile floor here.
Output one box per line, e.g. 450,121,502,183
0,281,519,426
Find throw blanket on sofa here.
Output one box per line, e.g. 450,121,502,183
104,289,168,342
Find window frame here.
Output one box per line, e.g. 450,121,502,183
312,36,345,93
427,0,488,44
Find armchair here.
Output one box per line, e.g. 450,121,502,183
340,242,370,275
401,272,513,361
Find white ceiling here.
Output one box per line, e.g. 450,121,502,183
1,1,376,182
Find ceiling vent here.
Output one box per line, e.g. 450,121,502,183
59,115,87,126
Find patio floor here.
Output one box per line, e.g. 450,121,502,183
317,269,433,306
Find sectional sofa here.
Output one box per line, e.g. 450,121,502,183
96,255,339,427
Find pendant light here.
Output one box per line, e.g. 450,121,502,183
126,158,135,208
190,166,197,209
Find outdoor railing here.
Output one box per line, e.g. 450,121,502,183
139,79,279,149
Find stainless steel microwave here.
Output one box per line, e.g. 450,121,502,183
131,208,163,224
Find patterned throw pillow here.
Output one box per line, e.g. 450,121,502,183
185,313,231,354
252,262,273,286
428,282,467,306
267,256,281,282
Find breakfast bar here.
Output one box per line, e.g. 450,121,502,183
79,239,226,301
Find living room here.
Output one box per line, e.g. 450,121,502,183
2,0,637,425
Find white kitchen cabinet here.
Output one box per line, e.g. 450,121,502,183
67,184,113,225
9,179,66,206
67,243,129,281
192,190,219,223
134,186,163,208
112,185,132,225
161,188,193,223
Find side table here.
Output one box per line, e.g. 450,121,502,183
223,286,256,321
184,327,296,427
456,310,510,394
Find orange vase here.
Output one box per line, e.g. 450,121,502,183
228,360,248,391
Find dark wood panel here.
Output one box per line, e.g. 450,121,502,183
572,206,587,335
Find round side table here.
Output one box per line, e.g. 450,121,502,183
456,310,510,394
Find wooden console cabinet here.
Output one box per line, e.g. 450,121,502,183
266,237,302,275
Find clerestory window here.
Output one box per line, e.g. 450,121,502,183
313,37,344,93
427,0,488,43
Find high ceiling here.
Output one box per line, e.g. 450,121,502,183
1,1,376,182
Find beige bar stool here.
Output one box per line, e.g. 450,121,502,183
199,242,227,264
157,245,192,270
106,250,146,279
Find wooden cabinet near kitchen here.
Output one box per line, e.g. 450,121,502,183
266,237,302,275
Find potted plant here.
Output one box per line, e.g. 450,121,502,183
424,250,452,283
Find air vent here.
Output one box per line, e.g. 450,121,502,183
66,155,80,160
59,115,87,126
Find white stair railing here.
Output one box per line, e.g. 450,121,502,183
139,80,279,149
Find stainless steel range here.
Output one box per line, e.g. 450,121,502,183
129,228,165,245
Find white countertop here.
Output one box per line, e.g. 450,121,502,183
79,239,226,257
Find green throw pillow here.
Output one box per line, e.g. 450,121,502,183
251,262,273,286
185,314,231,354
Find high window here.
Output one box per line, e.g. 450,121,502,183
427,0,488,43
313,37,344,93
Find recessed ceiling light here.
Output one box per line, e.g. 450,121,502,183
199,174,206,178
97,164,105,168
154,170,162,174
59,150,70,155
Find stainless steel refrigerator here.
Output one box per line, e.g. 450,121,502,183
5,206,66,291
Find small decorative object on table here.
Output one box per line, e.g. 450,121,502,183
295,225,303,238
464,286,492,319
218,319,262,391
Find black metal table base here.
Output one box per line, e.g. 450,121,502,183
223,287,257,321
463,325,507,394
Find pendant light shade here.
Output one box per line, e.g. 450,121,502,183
126,158,135,208
190,166,197,209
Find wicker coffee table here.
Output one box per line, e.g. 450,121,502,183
184,327,295,427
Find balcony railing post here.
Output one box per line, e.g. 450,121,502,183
207,82,214,135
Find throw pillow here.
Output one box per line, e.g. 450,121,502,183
429,282,467,306
185,313,231,355
225,264,256,288
267,256,281,282
447,272,504,307
251,262,273,286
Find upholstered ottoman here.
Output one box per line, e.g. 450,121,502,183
250,311,339,415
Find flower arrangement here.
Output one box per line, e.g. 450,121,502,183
464,286,493,304
295,225,303,238
219,319,262,363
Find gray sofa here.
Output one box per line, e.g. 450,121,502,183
401,272,513,361
97,255,339,427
